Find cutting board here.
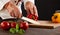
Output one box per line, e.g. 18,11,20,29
29,21,60,29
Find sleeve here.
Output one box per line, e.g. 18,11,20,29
0,0,10,10
23,0,34,9
17,2,22,14
23,0,34,4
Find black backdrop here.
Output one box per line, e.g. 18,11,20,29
21,0,60,20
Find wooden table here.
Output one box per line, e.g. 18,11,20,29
0,20,60,35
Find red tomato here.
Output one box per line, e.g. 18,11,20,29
27,14,32,19
27,14,38,21
20,21,29,30
32,14,38,21
11,22,16,28
0,21,10,30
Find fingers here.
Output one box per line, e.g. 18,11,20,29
10,11,15,17
14,7,22,18
26,9,30,15
14,10,22,18
13,10,22,18
18,13,22,18
9,9,22,18
26,5,38,17
29,7,34,14
6,2,22,18
10,11,22,18
33,6,38,17
26,6,35,15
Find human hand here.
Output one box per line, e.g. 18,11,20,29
5,2,22,18
25,1,38,17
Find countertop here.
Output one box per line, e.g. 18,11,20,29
0,20,60,35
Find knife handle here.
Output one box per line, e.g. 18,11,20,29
0,17,3,22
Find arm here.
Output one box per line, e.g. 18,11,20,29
0,0,10,10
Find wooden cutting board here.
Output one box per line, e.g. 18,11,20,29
29,21,60,29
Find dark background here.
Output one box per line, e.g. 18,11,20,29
21,0,60,20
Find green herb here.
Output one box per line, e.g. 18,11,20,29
16,24,19,32
18,29,25,35
9,28,16,34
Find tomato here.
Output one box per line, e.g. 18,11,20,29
0,21,10,30
20,21,29,30
32,14,38,21
11,22,16,28
27,14,38,21
27,14,32,19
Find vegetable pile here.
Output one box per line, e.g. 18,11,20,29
0,14,38,35
0,21,29,35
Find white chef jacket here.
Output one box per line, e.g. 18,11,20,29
0,0,34,13
0,0,10,10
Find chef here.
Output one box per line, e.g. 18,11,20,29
0,0,38,18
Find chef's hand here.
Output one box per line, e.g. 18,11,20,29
25,1,38,17
5,2,22,18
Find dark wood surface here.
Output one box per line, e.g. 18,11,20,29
0,27,60,35
0,21,60,35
